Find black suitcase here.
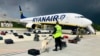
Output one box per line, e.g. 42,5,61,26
24,33,31,36
68,39,77,44
28,49,40,56
0,36,3,40
18,35,24,39
5,39,14,44
61,41,67,47
74,37,80,41
13,33,18,36
34,34,39,41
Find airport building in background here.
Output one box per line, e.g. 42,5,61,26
0,16,20,28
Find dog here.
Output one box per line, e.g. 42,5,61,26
41,37,49,53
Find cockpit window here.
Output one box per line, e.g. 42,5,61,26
75,16,85,18
80,16,85,18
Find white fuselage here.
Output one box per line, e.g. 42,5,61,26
20,13,95,34
20,13,92,27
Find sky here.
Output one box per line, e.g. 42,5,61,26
0,0,100,24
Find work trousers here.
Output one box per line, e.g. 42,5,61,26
54,37,62,50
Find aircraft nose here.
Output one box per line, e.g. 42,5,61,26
85,18,92,25
84,18,92,25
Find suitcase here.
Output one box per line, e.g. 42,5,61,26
0,36,3,40
24,33,31,36
63,35,69,39
68,39,77,44
74,36,80,41
61,41,67,47
5,39,14,44
34,34,39,41
1,31,6,35
18,35,24,39
13,33,18,36
28,49,40,56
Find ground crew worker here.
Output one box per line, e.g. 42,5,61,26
76,27,80,37
76,27,84,38
52,21,62,51
80,27,84,38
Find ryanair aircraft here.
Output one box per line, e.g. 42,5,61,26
19,6,95,34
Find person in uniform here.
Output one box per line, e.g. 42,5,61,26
52,21,62,51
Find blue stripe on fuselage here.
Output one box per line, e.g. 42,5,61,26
32,14,66,22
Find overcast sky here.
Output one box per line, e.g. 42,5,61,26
0,0,100,24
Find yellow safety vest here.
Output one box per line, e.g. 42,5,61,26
53,24,62,38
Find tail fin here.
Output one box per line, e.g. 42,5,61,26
19,5,26,19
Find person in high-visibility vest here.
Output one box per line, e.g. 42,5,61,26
52,21,62,51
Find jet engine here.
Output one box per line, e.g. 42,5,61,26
26,23,36,29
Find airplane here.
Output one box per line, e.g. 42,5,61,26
19,5,95,34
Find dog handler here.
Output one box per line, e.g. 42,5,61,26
52,21,62,51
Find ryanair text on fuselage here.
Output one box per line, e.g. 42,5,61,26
33,14,66,22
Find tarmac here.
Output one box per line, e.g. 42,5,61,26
0,28,100,56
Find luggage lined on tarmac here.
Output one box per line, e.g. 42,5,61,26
13,33,18,36
74,36,80,41
34,34,39,41
68,39,77,44
28,49,40,56
68,36,80,44
63,35,69,39
61,36,67,48
10,30,17,33
1,31,6,35
0,36,3,40
49,34,52,36
18,35,24,39
10,30,13,32
61,41,67,48
24,33,31,36
5,39,14,44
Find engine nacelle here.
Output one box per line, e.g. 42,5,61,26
26,23,36,29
